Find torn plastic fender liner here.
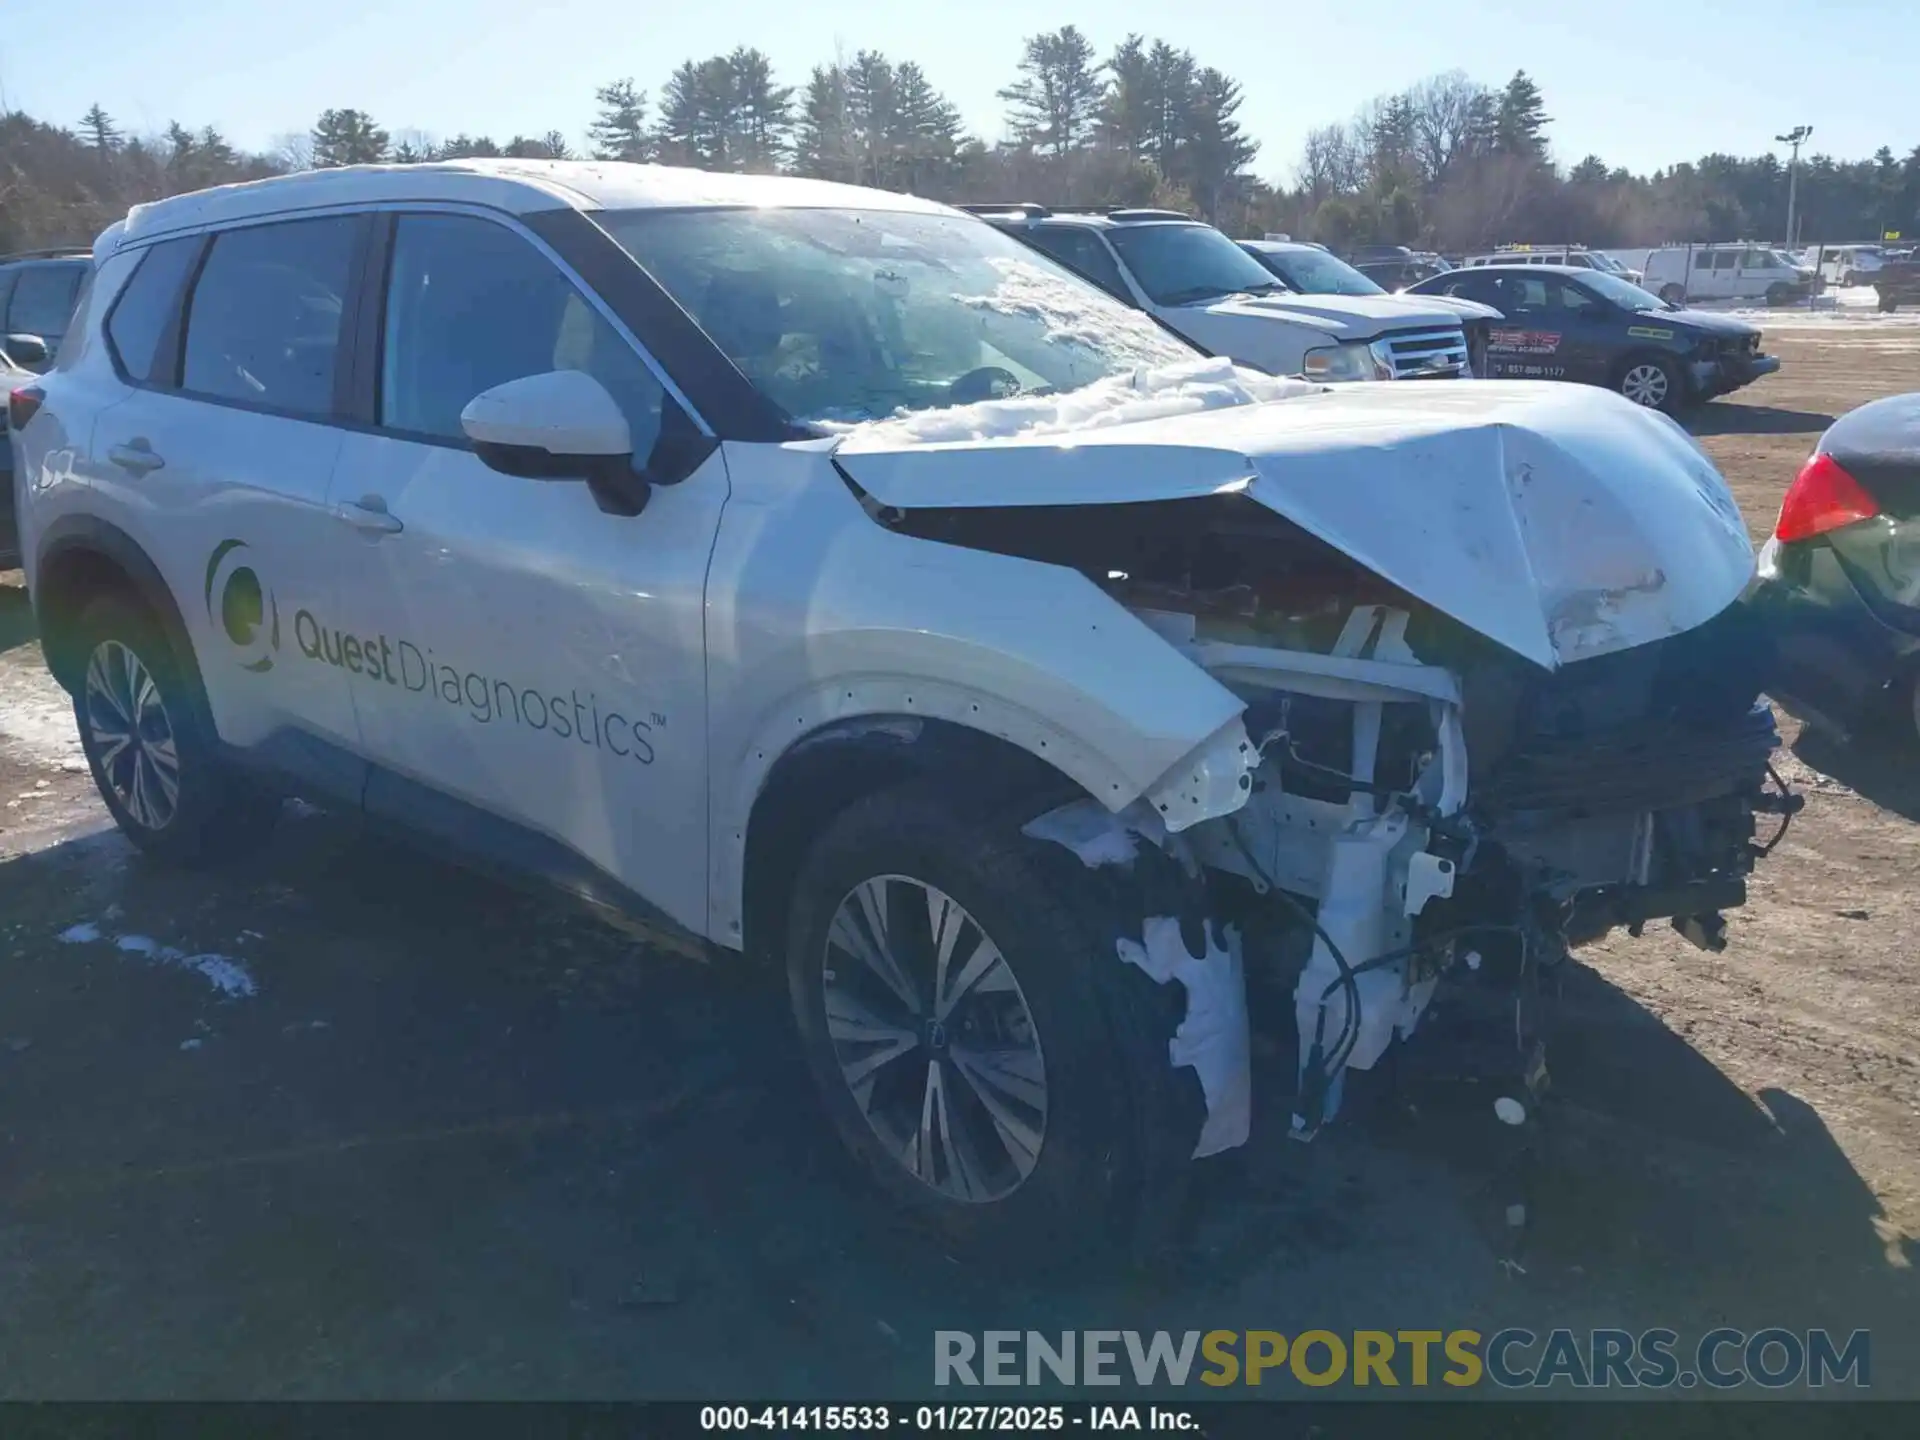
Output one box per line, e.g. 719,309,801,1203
1117,916,1252,1158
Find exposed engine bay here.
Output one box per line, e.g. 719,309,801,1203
886,490,1798,1154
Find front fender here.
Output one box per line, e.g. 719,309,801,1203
704,441,1255,943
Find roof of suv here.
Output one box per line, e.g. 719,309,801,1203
970,207,1195,230
102,159,953,261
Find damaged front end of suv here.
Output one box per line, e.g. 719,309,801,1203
831,369,1793,1175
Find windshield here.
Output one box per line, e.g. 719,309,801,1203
599,207,1198,427
1591,253,1630,274
1572,269,1672,310
1104,224,1285,306
1249,247,1385,297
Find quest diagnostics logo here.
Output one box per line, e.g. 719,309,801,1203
199,538,659,765
204,538,281,673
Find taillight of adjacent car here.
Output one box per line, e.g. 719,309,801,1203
7,385,43,431
1774,451,1881,543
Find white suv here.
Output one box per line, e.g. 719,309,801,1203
10,161,1788,1256
973,207,1475,381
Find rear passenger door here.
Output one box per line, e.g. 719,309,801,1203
324,210,723,936
91,217,368,788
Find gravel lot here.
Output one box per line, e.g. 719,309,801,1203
1,331,1915,1400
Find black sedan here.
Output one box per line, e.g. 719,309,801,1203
1748,392,1920,747
1408,264,1779,413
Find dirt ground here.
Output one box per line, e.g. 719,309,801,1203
0,332,1915,1401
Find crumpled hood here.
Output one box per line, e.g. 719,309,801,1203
1209,291,1480,337
834,372,1755,671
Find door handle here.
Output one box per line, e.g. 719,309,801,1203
107,440,165,475
335,496,404,535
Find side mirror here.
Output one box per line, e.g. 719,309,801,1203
5,333,51,371
461,369,650,515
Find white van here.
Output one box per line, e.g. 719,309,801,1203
1463,246,1642,283
1814,245,1884,288
1642,244,1815,306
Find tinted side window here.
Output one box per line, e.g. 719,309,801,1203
1712,251,1739,270
1693,251,1713,270
379,213,665,462
1025,228,1132,301
182,216,359,417
106,237,201,384
7,263,85,339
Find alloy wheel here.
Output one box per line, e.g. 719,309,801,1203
83,640,181,831
1620,363,1670,408
821,875,1047,1203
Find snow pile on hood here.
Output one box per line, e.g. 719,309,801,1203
834,357,1322,450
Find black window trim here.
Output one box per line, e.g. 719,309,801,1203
101,236,204,386
163,211,374,427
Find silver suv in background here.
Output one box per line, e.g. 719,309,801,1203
969,205,1474,382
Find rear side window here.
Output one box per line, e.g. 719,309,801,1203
378,213,666,462
6,263,85,339
182,216,360,417
106,238,201,384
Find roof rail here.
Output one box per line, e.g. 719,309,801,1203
0,247,92,264
1098,207,1192,222
956,203,1051,218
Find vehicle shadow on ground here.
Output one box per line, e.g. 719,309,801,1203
0,578,38,656
0,808,1912,1397
1791,727,1920,823
1689,402,1835,437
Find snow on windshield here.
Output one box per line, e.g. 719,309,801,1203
831,356,1321,449
597,207,1198,427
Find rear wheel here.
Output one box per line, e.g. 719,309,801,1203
1616,353,1683,413
73,594,279,864
1766,282,1794,307
784,779,1202,1261
1879,292,1900,314
1659,283,1685,305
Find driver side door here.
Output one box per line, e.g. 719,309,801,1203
325,209,724,936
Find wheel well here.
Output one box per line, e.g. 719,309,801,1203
740,716,1084,966
35,538,200,696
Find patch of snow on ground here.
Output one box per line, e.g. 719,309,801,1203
0,654,85,769
56,920,258,999
833,357,1321,449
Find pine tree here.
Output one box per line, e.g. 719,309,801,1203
311,108,390,167
726,47,794,173
79,104,120,153
589,79,651,162
655,59,735,170
1494,71,1550,158
793,65,855,181
1142,41,1196,174
844,51,898,188
889,62,964,193
1179,68,1257,220
437,134,502,159
998,25,1102,159
1098,36,1156,160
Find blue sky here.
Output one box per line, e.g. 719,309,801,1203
1,0,1911,179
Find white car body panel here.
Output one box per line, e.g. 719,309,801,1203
1150,299,1341,375
836,379,1755,671
703,439,1256,942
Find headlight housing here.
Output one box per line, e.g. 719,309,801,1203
1302,340,1393,382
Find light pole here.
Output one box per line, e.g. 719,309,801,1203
1776,125,1813,247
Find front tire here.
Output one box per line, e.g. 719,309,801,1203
73,593,279,865
1766,282,1794,307
784,779,1202,1261
1616,353,1684,413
